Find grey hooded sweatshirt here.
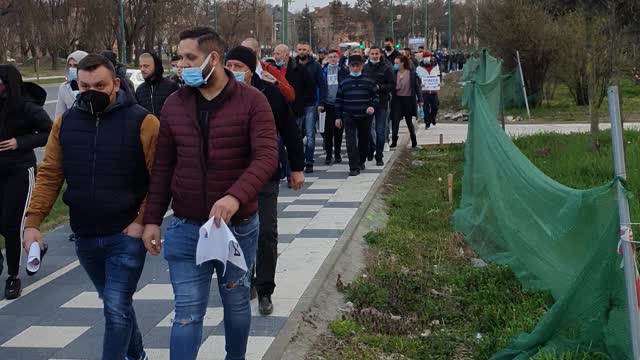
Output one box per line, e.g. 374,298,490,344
55,50,88,118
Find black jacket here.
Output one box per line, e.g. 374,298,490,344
283,59,313,117
391,69,422,117
384,49,401,65
253,76,304,179
295,56,328,106
0,82,52,172
60,90,150,237
135,53,179,116
363,61,395,108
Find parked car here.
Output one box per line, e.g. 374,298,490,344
126,69,144,91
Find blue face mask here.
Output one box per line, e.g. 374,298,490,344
170,67,178,74
328,63,338,69
350,71,362,77
182,53,215,88
276,60,285,68
233,70,247,83
68,67,78,81
393,64,400,71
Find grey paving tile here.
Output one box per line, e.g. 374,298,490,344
0,315,40,344
324,202,363,208
50,332,103,360
296,229,345,238
0,284,87,316
0,347,59,360
277,211,319,219
37,308,103,327
290,199,328,206
277,234,296,244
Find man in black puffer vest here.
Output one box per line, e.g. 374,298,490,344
23,54,160,360
135,52,179,116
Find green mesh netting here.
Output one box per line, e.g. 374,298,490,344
452,49,632,359
461,52,539,110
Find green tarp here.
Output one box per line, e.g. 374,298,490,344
452,49,632,359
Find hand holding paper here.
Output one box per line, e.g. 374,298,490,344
196,217,247,276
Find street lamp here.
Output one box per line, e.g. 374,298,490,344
119,0,126,64
391,14,401,42
301,15,312,48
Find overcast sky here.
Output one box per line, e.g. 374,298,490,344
273,0,357,12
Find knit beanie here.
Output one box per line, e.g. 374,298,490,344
226,46,257,73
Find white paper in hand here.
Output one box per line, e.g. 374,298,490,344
27,242,42,273
318,111,326,134
196,218,247,276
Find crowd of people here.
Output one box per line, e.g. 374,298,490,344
0,27,445,360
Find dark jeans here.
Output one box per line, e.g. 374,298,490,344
163,215,259,360
392,96,417,144
344,115,371,170
0,166,35,277
368,107,388,161
323,104,343,160
423,93,439,126
75,232,146,360
255,180,279,296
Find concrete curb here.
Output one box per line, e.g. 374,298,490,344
263,133,412,359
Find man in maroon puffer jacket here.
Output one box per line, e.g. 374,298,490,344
142,27,278,360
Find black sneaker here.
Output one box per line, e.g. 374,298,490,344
5,276,21,300
305,164,314,174
390,143,397,149
349,169,360,176
367,154,374,161
68,233,78,242
360,162,366,170
259,295,273,315
325,157,332,165
376,159,384,166
335,156,342,163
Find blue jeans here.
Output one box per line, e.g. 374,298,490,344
296,105,317,165
368,107,388,161
75,232,146,360
163,215,259,360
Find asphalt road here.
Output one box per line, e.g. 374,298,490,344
34,82,63,163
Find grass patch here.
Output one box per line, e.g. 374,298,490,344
311,130,638,359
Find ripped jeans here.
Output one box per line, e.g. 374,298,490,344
74,232,147,360
163,215,259,360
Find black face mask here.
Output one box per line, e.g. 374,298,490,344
299,54,308,60
79,89,112,114
385,45,393,52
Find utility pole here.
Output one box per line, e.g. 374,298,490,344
119,0,127,64
282,0,288,46
423,0,428,49
211,0,218,32
447,0,451,49
390,0,394,40
411,2,415,38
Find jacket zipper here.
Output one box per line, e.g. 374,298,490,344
92,116,100,233
150,85,155,115
199,132,208,221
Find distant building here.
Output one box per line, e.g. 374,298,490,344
310,5,374,50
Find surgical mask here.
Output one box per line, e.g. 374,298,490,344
328,63,338,69
393,64,399,71
68,67,78,81
276,60,285,68
369,59,379,64
350,71,362,77
170,67,178,74
78,89,112,115
232,70,247,83
182,53,215,88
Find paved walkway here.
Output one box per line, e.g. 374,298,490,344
0,131,405,360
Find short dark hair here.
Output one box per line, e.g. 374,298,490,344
384,37,394,43
297,41,310,46
78,54,116,79
403,47,411,52
171,54,181,62
179,27,227,54
328,49,339,55
369,46,381,52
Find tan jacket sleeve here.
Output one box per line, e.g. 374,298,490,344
25,116,65,229
134,114,160,225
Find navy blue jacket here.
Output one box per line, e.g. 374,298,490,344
335,75,380,120
59,91,150,237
